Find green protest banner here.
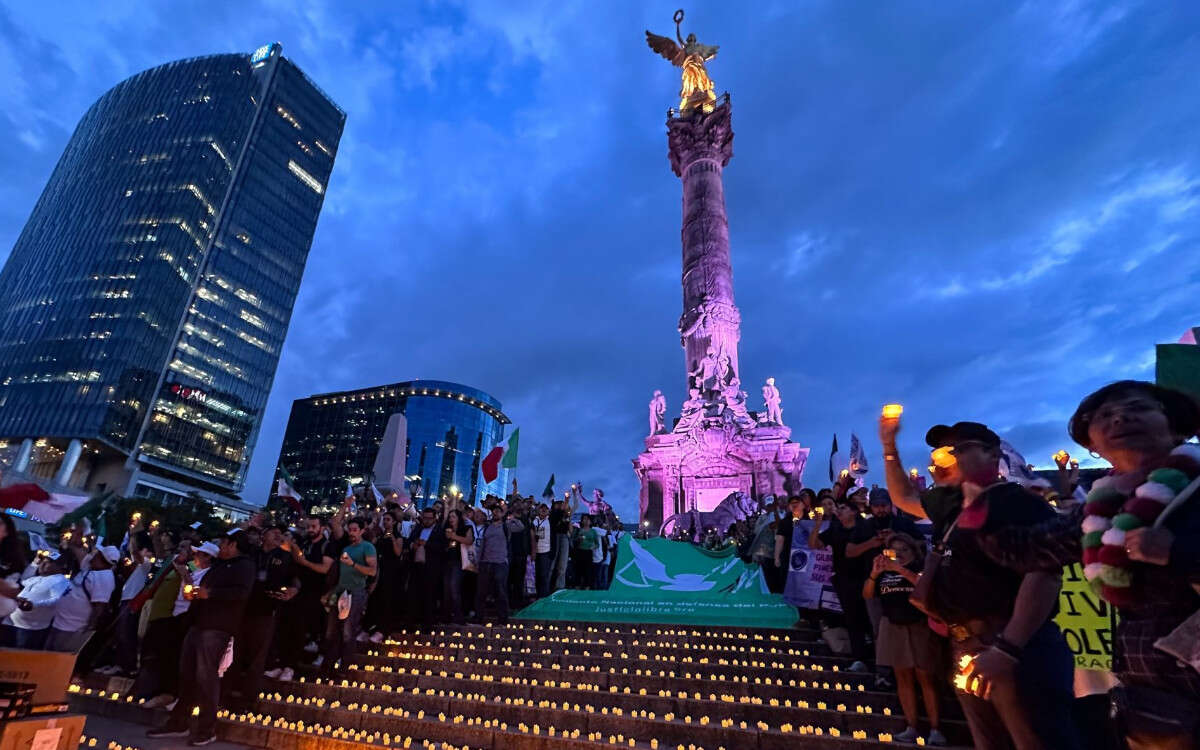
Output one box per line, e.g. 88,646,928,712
516,535,796,628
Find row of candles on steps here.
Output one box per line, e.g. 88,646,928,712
372,633,818,658
424,622,797,641
344,660,872,693
73,685,914,745
262,684,888,712
368,650,857,683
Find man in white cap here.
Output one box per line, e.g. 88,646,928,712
4,552,71,649
44,544,119,652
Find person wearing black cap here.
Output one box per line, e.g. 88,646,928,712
885,419,1079,750
879,415,964,539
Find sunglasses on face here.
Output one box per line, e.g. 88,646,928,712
949,441,990,453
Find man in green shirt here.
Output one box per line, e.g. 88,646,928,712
321,518,376,673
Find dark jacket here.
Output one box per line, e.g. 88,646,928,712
191,555,255,634
406,524,447,568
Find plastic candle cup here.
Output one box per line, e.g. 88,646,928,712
882,404,903,419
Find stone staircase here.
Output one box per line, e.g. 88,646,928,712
71,621,970,749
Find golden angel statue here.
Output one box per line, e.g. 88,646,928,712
646,9,719,113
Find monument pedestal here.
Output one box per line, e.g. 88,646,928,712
635,418,807,531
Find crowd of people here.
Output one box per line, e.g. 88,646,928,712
0,378,1197,748
753,378,1200,750
0,485,621,746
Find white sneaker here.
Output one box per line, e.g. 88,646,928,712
164,699,178,712
304,641,319,653
927,729,948,747
278,668,294,681
95,665,120,676
369,632,384,644
264,668,282,679
847,661,868,672
311,655,324,668
143,694,174,709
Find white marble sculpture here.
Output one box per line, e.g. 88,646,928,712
649,390,667,435
762,377,783,425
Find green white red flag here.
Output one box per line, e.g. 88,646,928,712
275,466,304,514
482,428,519,483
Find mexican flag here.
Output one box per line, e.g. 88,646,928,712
482,428,519,483
275,466,304,514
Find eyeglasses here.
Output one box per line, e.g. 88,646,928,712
1089,398,1163,426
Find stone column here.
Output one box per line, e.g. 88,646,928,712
53,439,83,487
13,438,33,473
668,96,741,386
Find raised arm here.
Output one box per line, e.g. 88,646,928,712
808,521,827,550
879,415,927,520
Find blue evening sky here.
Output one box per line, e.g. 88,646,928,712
1,1,1198,519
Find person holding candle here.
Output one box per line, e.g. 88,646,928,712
320,518,376,673
976,381,1200,749
810,501,873,671
148,532,254,746
864,532,946,746
912,421,1080,750
442,509,474,625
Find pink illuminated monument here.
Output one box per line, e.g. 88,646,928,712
635,13,808,530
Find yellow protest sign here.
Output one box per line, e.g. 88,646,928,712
1055,562,1117,672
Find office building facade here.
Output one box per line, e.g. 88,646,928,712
275,380,510,508
0,43,344,512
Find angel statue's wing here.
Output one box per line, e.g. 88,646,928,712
696,43,719,61
645,30,681,63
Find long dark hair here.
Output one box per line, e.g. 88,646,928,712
0,516,27,578
445,509,467,536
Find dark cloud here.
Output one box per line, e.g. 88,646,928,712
1,1,1199,519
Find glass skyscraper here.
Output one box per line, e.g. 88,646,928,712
275,380,510,509
0,43,344,511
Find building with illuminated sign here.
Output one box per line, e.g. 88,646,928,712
0,43,344,515
274,380,511,509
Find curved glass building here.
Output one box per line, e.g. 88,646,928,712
0,43,344,512
275,379,511,508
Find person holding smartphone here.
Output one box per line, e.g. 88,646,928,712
864,533,945,746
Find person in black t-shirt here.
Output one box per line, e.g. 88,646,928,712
810,502,873,669
279,518,333,678
924,422,1080,750
864,532,945,746
847,489,924,642
224,526,298,711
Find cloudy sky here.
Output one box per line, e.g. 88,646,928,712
1,1,1198,519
